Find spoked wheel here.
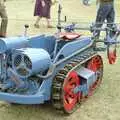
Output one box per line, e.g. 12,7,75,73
52,69,82,114
63,71,81,114
86,55,103,96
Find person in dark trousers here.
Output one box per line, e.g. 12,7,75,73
0,0,8,37
94,0,115,38
34,0,53,28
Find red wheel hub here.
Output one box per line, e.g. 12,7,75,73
87,55,103,96
63,71,81,113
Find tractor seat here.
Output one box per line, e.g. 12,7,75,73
58,32,81,40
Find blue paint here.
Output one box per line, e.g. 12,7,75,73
54,37,92,62
12,48,51,78
0,92,45,104
73,84,88,95
0,36,29,53
28,35,56,57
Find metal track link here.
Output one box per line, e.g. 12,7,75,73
52,49,97,113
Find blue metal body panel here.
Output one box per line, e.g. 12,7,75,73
0,36,28,53
0,92,45,104
77,67,96,88
76,67,96,95
28,35,56,56
54,36,92,62
0,77,53,104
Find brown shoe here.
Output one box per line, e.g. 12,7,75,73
47,25,53,28
0,35,6,38
34,24,40,28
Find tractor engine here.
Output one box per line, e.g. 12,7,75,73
0,37,51,94
12,48,51,78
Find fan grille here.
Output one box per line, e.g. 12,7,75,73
13,54,32,77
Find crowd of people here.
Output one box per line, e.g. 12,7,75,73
0,0,116,38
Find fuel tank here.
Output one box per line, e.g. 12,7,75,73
0,36,28,53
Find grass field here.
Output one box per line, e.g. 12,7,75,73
0,0,120,120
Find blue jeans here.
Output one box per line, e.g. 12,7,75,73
95,2,115,38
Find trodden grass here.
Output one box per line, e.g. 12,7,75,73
0,0,120,120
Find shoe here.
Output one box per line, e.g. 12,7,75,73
47,25,53,28
0,35,6,38
34,24,40,28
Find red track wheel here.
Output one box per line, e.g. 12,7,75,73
52,64,82,114
86,55,103,96
63,71,81,113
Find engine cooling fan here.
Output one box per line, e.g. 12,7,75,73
13,54,32,77
12,48,51,78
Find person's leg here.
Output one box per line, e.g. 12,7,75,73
94,6,105,38
0,6,8,37
46,18,52,28
106,6,115,38
94,4,110,38
34,16,41,28
45,3,52,28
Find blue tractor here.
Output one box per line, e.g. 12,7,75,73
0,23,119,114
0,2,120,114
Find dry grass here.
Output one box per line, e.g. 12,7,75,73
0,0,120,120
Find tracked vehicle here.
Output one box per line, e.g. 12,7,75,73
0,2,119,114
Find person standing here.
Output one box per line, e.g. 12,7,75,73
83,0,115,38
94,0,115,38
34,0,53,28
0,0,8,37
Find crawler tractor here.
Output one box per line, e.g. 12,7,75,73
0,2,120,114
0,23,119,114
